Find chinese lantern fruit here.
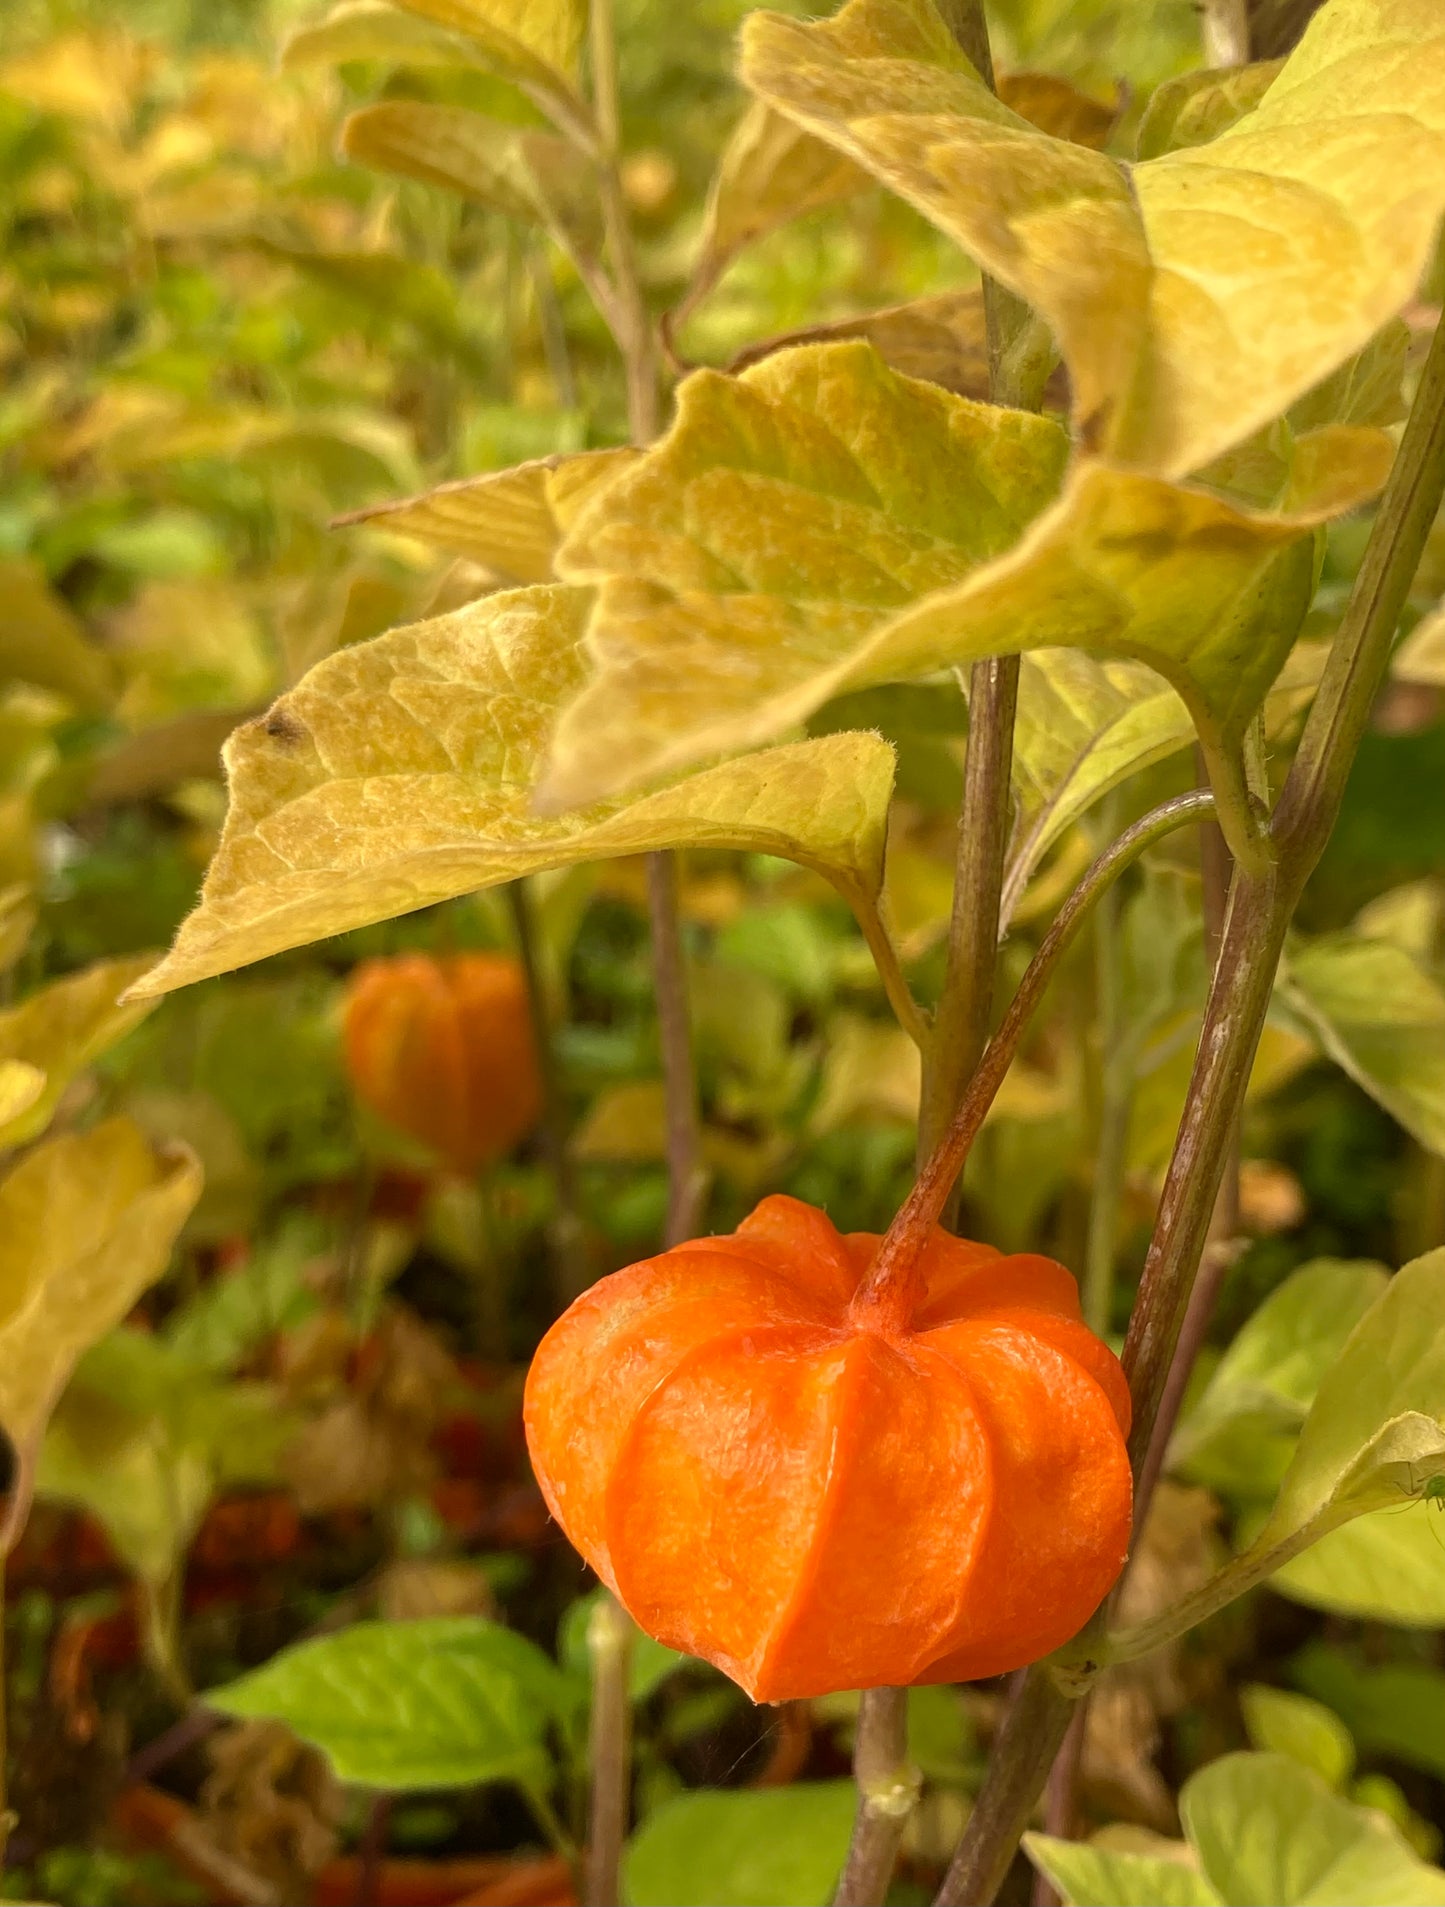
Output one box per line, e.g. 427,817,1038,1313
343,953,542,1173
524,1194,1132,1701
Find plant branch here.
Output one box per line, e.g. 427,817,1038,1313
585,1594,634,1907
509,880,587,1303
935,310,1445,1907
1202,0,1251,65
918,655,1021,1233
833,1689,922,1907
856,792,1215,1334
590,0,657,444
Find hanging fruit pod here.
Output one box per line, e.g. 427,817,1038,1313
525,1194,1132,1702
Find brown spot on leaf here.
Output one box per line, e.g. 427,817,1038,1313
262,707,306,749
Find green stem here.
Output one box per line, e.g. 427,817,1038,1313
845,886,927,1048
1081,800,1128,1336
934,310,1445,1907
585,1594,635,1907
508,880,587,1304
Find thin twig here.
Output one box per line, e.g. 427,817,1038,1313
584,1594,634,1907
845,888,927,1047
1201,0,1251,65
646,852,706,1245
1031,1703,1088,1907
508,879,588,1303
855,794,1216,1334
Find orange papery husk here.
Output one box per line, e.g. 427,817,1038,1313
524,1194,1133,1702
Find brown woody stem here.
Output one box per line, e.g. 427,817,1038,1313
935,308,1445,1907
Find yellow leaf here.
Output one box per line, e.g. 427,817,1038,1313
341,448,640,582
1135,59,1285,160
540,339,1386,808
283,0,487,71
0,558,117,710
743,0,1445,474
128,586,896,998
728,288,992,399
340,105,598,269
0,885,36,974
678,101,870,322
0,1062,44,1132
0,955,159,1149
391,0,585,73
0,1119,202,1450
573,1081,670,1162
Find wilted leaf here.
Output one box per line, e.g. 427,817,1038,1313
1170,1258,1390,1502
1135,59,1285,159
729,289,991,400
1280,934,1445,1157
341,448,639,582
1024,1835,1219,1907
743,0,1445,474
1239,1685,1355,1790
543,339,1385,808
0,1119,201,1449
624,1784,857,1907
0,955,158,1148
129,585,896,998
997,71,1118,148
1182,1752,1445,1905
678,101,869,321
341,106,604,288
0,557,117,710
207,1618,567,1793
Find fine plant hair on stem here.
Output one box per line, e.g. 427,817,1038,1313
507,881,587,1303
935,307,1445,1907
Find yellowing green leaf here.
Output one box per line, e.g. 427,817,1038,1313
742,0,1445,475
282,0,481,71
128,585,896,998
1239,1685,1355,1790
728,289,991,400
1270,1503,1445,1627
677,101,869,323
1135,59,1285,160
342,448,639,582
341,106,604,288
390,0,584,74
0,954,158,1149
1280,934,1445,1157
0,557,117,710
542,340,1385,810
1182,1753,1445,1907
387,0,591,137
39,1330,285,1585
0,1119,201,1451
1024,1834,1220,1907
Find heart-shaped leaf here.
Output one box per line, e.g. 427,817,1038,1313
742,0,1445,475
542,339,1388,817
207,1617,568,1793
129,585,896,998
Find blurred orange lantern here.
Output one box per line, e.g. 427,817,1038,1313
343,953,542,1174
524,1194,1131,1701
